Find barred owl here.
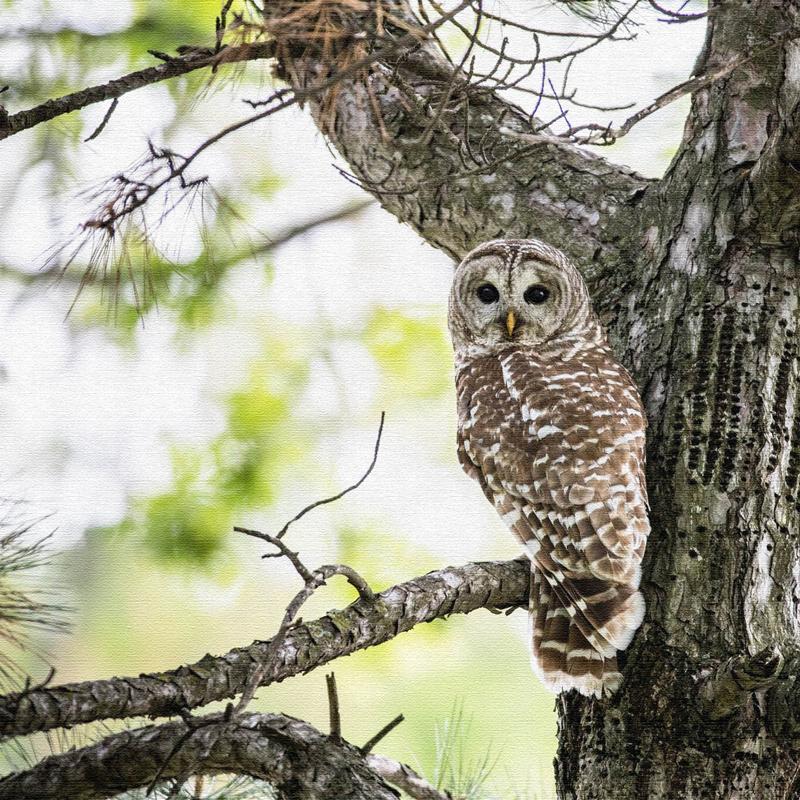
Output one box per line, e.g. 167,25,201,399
449,238,649,698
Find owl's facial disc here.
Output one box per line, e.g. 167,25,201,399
450,252,582,350
450,255,512,348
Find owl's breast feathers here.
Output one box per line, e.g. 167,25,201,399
455,342,649,697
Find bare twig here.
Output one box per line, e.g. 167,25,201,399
234,420,383,717
232,528,376,712
418,0,483,147
235,527,314,580
648,0,708,23
276,411,385,539
497,28,799,147
361,713,404,754
21,666,56,695
83,98,119,142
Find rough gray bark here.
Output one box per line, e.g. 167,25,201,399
0,712,398,800
0,559,527,740
263,0,800,797
268,0,649,288
554,3,800,797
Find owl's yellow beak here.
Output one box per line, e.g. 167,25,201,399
506,310,516,337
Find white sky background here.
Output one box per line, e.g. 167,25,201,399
0,1,705,625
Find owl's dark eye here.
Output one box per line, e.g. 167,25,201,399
476,283,500,304
524,285,550,304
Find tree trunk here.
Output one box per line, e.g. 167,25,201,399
264,1,800,797
557,3,800,797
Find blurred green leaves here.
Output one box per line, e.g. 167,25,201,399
216,345,308,506
104,337,308,567
364,308,451,402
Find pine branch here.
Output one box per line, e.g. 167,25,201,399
0,559,528,740
0,43,276,141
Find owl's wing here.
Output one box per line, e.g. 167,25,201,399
456,352,648,691
457,427,495,505
497,348,650,586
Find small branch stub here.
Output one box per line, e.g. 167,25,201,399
326,672,342,742
366,754,452,800
701,645,785,720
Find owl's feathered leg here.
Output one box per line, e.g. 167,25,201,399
529,566,626,698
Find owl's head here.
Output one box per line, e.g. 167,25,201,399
448,238,600,355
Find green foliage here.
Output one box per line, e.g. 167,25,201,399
130,457,234,566
128,0,226,54
215,346,308,506
102,335,309,567
364,307,452,402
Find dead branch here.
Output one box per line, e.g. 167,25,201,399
361,713,405,754
326,672,342,741
232,527,376,712
367,754,452,800
227,414,383,713
647,0,709,23
275,411,385,540
82,98,119,142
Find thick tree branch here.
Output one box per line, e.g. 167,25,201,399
0,558,528,740
0,42,276,141
262,1,651,284
0,712,398,800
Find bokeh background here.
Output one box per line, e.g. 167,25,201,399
0,1,705,796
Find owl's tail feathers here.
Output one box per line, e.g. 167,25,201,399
529,568,643,699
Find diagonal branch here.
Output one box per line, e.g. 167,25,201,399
0,198,375,288
0,711,398,800
0,558,529,740
367,754,452,800
0,42,276,141
261,0,652,284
